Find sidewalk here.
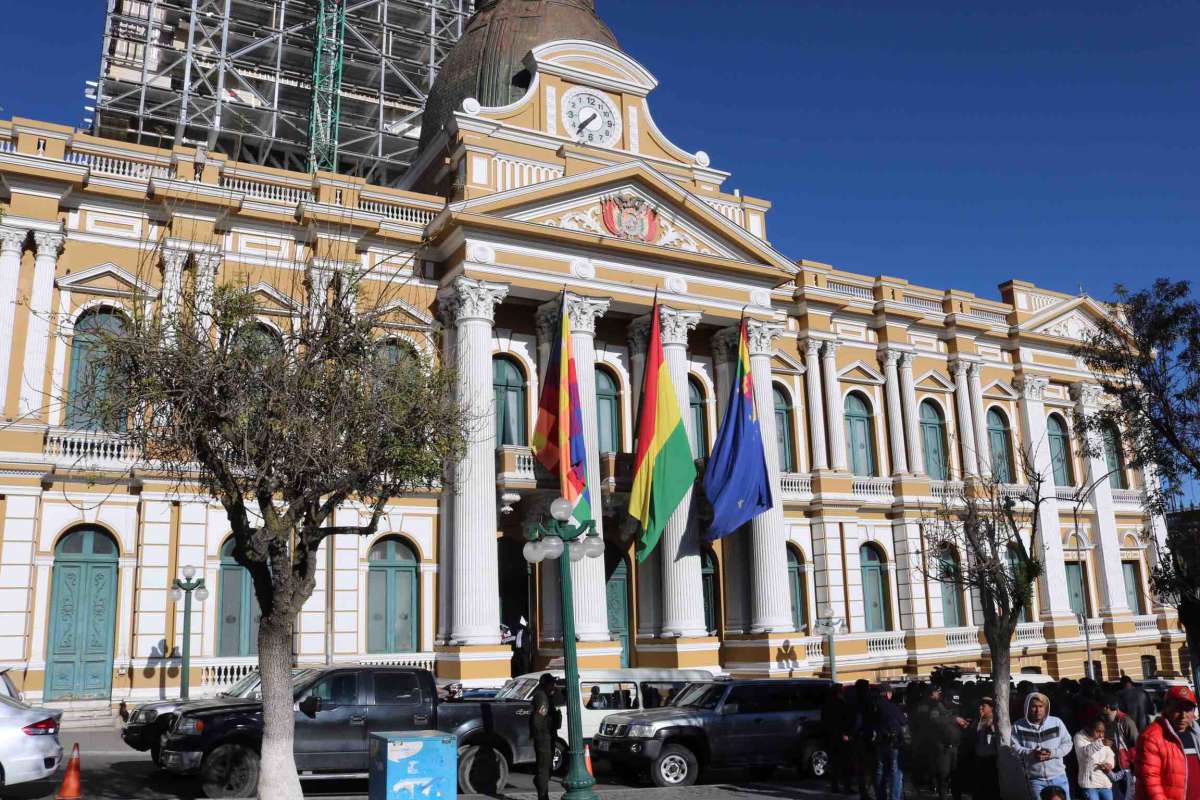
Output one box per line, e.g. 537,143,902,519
462,784,830,800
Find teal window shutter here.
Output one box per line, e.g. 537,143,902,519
987,408,1015,484
492,356,527,447
844,393,877,477
1047,415,1074,486
688,377,709,458
774,385,796,473
919,400,949,480
595,367,620,454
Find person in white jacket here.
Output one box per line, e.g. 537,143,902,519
1013,692,1074,798
1075,718,1117,800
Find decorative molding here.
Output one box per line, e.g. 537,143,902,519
1070,381,1104,409
537,293,610,337
0,226,28,253
466,243,496,265
657,307,701,347
750,288,772,309
745,319,784,357
437,276,509,326
664,275,688,295
1015,375,1050,402
711,326,741,365
32,231,65,256
569,258,594,280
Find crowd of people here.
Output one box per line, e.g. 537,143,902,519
820,673,1200,800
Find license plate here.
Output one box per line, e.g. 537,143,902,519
595,740,610,751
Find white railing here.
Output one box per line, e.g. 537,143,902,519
804,637,825,661
931,480,965,501
1055,486,1081,502
1083,619,1104,638
904,294,943,312
780,473,813,500
71,150,175,180
1133,615,1160,634
703,199,745,227
826,281,874,301
198,658,258,694
357,198,437,226
1111,489,1146,507
866,631,907,656
0,139,13,154
493,155,563,192
44,428,138,468
1014,621,1047,644
1000,484,1030,503
969,309,1009,324
945,627,981,649
516,450,536,480
355,652,436,671
853,477,894,501
221,175,314,205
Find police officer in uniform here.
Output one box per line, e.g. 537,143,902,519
531,673,560,800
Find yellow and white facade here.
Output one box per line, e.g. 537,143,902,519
0,38,1184,717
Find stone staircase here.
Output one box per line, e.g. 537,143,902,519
43,699,118,728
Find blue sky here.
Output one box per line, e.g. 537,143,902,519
0,0,1196,304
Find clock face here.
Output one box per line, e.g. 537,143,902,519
561,88,622,148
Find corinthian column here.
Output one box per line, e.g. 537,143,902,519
651,306,707,638
0,227,28,411
880,348,908,475
745,319,793,633
18,231,64,419
626,316,660,638
711,326,748,634
968,363,991,479
159,248,188,341
192,252,222,335
804,339,828,470
438,276,509,644
951,359,979,478
898,352,924,476
536,293,611,642
821,341,848,471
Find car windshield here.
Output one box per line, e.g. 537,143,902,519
495,678,537,701
671,683,727,710
218,672,262,698
0,694,29,711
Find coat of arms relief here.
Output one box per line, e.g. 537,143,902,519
537,192,717,256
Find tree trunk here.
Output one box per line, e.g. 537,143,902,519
991,640,1013,743
989,627,1031,800
257,616,303,800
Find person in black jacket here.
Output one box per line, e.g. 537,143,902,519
873,685,909,800
823,683,855,794
924,684,968,800
530,673,561,800
1117,676,1153,733
851,679,877,800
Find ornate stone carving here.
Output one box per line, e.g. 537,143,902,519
967,361,985,379
664,275,688,295
1015,374,1050,401
746,319,784,357
534,301,559,345
950,358,970,379
711,326,741,365
626,316,651,355
32,231,64,256
1070,381,1104,409
466,243,496,265
0,227,27,254
820,340,839,359
750,288,772,309
878,347,902,367
805,338,824,359
569,258,594,280
898,351,915,370
658,307,701,347
437,276,509,326
536,293,609,337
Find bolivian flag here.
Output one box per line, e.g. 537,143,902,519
629,301,697,562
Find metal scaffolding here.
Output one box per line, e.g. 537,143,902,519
91,0,473,186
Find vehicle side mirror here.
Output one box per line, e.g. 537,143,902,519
721,703,739,716
299,696,320,717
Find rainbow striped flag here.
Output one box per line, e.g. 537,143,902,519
629,301,697,562
531,295,591,525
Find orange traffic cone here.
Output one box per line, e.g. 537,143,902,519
584,743,594,777
56,743,82,800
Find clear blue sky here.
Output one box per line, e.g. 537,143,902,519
0,0,1196,304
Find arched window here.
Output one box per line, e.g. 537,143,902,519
218,538,261,657
47,526,119,700
938,547,965,627
367,537,419,654
844,392,877,477
1006,545,1034,622
493,355,527,447
1103,424,1128,490
987,408,1015,484
595,367,621,454
65,308,127,430
700,547,719,636
787,546,807,632
233,322,282,355
1047,414,1074,487
688,376,709,458
376,338,420,369
859,544,890,632
919,400,949,480
774,385,797,473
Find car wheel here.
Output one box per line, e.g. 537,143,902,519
805,745,830,778
551,738,568,776
457,744,509,795
200,744,260,799
650,744,697,788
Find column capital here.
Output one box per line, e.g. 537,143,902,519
745,319,785,357
820,339,839,358
878,347,903,368
32,231,64,257
1070,381,1104,410
0,226,27,255
162,248,189,271
1015,374,1050,401
627,315,652,357
538,293,610,336
949,358,971,380
438,276,509,326
804,337,824,359
898,350,915,370
711,326,741,365
967,360,985,379
193,252,223,272
655,307,701,347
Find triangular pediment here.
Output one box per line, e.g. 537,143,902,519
915,370,956,393
983,380,1020,401
772,352,806,375
449,162,797,275
375,296,435,328
242,282,299,314
56,262,158,299
1021,296,1114,342
837,360,885,385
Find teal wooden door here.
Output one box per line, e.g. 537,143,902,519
46,527,119,701
606,559,631,668
1065,562,1088,617
367,539,418,654
860,545,888,632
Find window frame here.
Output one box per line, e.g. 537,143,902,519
688,375,709,458
986,407,1015,484
773,384,798,473
1047,413,1075,487
492,355,528,447
919,399,950,481
844,392,878,477
595,365,621,455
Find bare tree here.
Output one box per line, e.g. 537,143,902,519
83,258,467,799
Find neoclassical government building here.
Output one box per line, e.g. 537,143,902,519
0,0,1184,714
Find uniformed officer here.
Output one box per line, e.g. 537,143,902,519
531,673,560,800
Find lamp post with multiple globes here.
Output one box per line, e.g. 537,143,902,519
524,497,604,800
169,564,208,700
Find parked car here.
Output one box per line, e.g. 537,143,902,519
122,668,318,766
0,694,63,790
0,668,23,703
495,668,713,773
592,678,833,787
160,666,534,797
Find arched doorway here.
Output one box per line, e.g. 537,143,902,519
218,539,260,657
46,526,119,701
859,543,890,633
367,538,419,654
606,556,631,667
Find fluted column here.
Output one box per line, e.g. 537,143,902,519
968,362,991,479
821,341,848,471
0,227,28,412
880,348,908,475
653,306,706,637
438,276,509,644
1071,382,1130,617
803,339,828,470
192,252,222,335
711,327,749,634
746,319,794,633
1015,375,1073,619
898,352,924,476
626,317,660,638
159,248,188,341
18,231,64,419
537,294,611,642
951,359,978,478
306,263,334,330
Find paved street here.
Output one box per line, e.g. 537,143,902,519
0,727,823,800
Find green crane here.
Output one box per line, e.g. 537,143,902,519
309,0,347,174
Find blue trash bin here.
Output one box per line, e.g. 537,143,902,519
368,730,458,800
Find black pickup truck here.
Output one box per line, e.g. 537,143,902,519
592,678,833,787
159,666,530,798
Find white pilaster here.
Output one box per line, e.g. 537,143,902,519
821,341,848,471
306,263,334,330
0,226,28,411
951,359,979,477
746,319,794,632
1015,375,1073,620
811,519,847,628
880,348,908,475
898,352,924,476
193,252,221,335
968,362,991,479
159,248,188,325
802,339,828,471
18,231,64,419
1071,382,1130,617
711,326,748,634
438,276,509,645
892,520,929,630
